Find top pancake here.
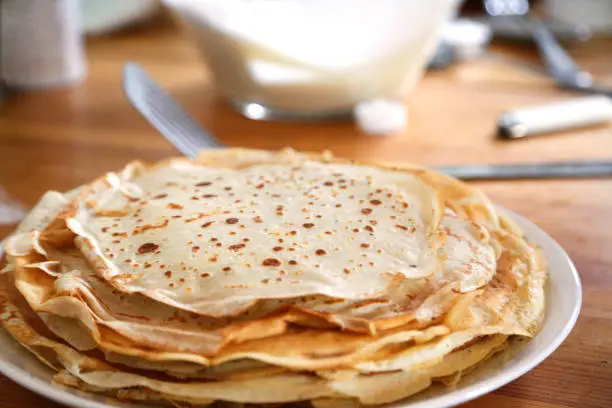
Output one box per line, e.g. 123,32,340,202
49,148,497,318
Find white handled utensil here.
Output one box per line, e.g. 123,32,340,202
498,95,612,139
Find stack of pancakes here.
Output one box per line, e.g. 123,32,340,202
0,149,547,407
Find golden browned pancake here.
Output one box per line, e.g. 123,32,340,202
0,148,547,406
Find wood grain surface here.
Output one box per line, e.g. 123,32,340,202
0,22,611,408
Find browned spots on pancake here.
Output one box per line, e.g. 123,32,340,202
122,193,141,203
226,217,239,225
132,219,169,235
166,203,183,210
184,213,207,224
85,200,98,209
228,243,246,251
94,209,129,217
352,298,389,309
361,208,373,215
137,243,159,254
224,284,249,289
151,193,168,200
195,181,212,187
110,273,136,284
262,258,281,267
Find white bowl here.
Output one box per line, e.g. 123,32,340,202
0,208,581,408
162,0,462,119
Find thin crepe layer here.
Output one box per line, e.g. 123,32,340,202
4,149,511,353
0,294,508,406
56,149,499,319
0,148,547,407
4,150,544,369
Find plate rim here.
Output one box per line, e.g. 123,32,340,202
399,209,582,408
0,208,582,408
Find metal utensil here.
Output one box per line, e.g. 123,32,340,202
123,62,222,157
483,0,530,18
427,40,455,71
436,161,612,180
529,18,612,97
483,0,608,96
482,0,590,42
122,62,612,181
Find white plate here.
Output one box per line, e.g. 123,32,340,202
0,209,582,408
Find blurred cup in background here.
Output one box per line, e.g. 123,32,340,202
163,0,462,121
0,0,86,90
543,0,612,36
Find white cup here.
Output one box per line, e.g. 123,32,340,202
543,0,612,35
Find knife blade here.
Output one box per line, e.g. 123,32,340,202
122,63,612,181
435,160,612,180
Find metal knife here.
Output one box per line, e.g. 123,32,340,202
123,62,612,181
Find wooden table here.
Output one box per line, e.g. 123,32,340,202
0,23,611,408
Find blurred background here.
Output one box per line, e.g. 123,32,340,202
0,0,611,231
1,2,612,407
